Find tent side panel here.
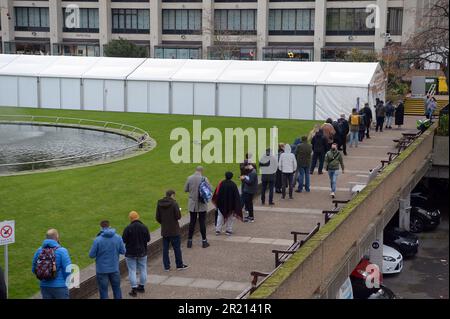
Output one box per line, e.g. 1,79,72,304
0,76,18,107
315,86,368,121
291,86,314,120
105,80,125,112
241,84,263,118
266,85,290,119
83,79,104,111
194,83,215,116
149,82,170,114
18,77,38,108
127,81,148,113
218,84,240,117
61,79,81,110
41,78,61,109
172,82,194,115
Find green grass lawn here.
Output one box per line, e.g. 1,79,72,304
0,106,318,298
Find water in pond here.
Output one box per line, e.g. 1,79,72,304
0,124,137,173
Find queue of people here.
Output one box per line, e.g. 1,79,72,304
29,99,408,300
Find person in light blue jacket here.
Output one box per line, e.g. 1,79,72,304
89,220,126,299
32,229,72,299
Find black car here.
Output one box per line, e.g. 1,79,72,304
410,206,441,233
384,227,419,257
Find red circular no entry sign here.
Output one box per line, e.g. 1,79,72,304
0,225,13,239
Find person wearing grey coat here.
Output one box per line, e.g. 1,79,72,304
184,166,211,248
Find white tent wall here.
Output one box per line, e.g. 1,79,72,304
315,86,369,120
266,85,315,120
19,77,39,108
127,80,148,113
83,79,104,111
40,78,61,109
61,79,82,110
172,82,194,115
217,84,241,117
149,82,170,114
194,83,216,116
105,80,125,112
0,76,18,107
241,85,264,118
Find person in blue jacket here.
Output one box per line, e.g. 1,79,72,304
32,229,72,299
89,220,126,299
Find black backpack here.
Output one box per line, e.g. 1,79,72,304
35,247,58,281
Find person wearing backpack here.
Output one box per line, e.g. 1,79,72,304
122,211,151,297
348,109,360,148
375,101,386,132
184,166,211,248
32,229,72,299
324,143,345,198
89,220,126,299
240,164,258,222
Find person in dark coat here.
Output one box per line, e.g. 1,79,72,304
362,103,373,138
337,114,350,155
275,144,285,193
259,148,277,205
0,266,7,299
375,101,386,132
122,211,151,297
310,129,328,175
212,172,243,236
156,190,189,271
358,109,366,142
295,136,312,193
395,101,405,128
240,164,258,222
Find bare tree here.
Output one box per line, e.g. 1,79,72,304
402,0,449,88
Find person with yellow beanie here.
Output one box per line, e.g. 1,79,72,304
122,211,151,297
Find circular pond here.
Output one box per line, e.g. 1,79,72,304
0,123,139,173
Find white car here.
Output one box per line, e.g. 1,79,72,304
382,245,403,274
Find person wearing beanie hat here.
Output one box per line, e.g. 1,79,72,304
122,211,151,297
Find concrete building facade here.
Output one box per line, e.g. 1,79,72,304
0,0,431,61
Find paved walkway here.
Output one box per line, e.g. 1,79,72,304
89,117,420,299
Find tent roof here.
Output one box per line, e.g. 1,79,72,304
217,60,278,84
266,62,327,85
0,55,60,77
0,54,20,70
127,58,187,81
38,56,100,78
0,54,382,87
82,57,146,80
171,59,232,82
316,62,380,88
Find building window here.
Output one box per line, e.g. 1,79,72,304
214,10,256,35
155,46,201,59
321,47,374,62
14,7,50,31
162,9,202,34
112,9,150,34
387,8,403,36
208,46,256,60
63,8,99,33
268,9,314,35
53,42,101,56
263,47,313,61
326,8,375,35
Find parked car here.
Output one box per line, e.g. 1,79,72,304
410,206,441,233
384,227,419,257
383,245,403,274
350,258,395,299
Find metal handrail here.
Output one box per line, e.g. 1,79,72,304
0,115,152,171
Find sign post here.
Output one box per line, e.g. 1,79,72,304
0,220,15,299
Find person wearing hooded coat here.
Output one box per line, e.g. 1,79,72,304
310,129,328,174
212,172,243,236
278,144,297,199
275,144,285,193
395,101,405,128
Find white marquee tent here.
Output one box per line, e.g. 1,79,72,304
0,54,386,120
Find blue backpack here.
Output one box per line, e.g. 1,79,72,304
198,178,212,203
